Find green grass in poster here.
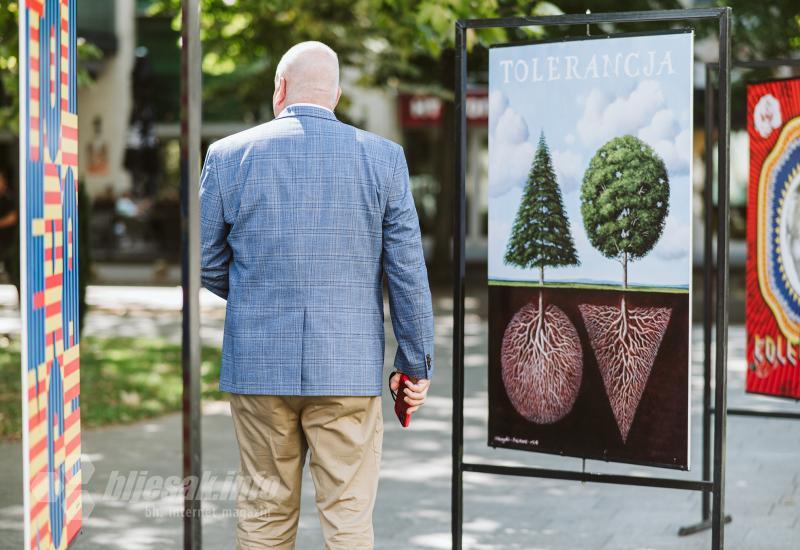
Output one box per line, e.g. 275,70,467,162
488,279,689,294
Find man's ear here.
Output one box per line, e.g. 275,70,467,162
273,77,287,116
334,87,342,109
279,77,288,102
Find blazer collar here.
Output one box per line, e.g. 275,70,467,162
277,104,338,122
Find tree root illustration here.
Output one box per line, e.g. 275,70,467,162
501,300,583,424
579,299,671,442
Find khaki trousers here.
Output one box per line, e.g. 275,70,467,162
229,393,383,550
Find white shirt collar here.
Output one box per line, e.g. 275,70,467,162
279,103,334,117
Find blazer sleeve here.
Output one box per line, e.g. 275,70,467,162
199,147,232,299
382,146,435,380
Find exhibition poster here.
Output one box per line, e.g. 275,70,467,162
746,77,800,399
19,0,83,547
488,31,694,469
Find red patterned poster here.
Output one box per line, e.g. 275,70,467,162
746,77,800,399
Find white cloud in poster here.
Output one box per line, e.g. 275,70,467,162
577,80,665,147
488,89,507,133
638,109,691,174
551,149,583,194
653,216,690,261
577,80,690,175
489,90,536,197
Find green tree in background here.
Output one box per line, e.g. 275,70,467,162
505,132,579,285
0,2,100,132
128,0,800,282
725,0,800,59
147,0,564,282
0,1,98,320
581,135,669,290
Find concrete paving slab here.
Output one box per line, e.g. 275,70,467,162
0,285,797,549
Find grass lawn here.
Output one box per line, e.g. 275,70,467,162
0,336,223,441
488,279,690,294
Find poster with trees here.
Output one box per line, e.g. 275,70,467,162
487,31,694,469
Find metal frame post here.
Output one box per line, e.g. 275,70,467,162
452,8,732,550
181,0,202,548
701,62,715,525
682,55,800,537
711,10,731,549
451,20,468,550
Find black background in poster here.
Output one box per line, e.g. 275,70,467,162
488,284,690,470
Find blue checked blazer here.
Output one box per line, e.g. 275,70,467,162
200,104,434,395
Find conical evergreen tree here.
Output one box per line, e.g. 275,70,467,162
504,131,580,283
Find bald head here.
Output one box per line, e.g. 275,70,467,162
273,41,341,116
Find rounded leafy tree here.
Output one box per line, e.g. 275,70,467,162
580,135,669,288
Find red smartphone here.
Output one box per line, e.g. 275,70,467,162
391,373,417,428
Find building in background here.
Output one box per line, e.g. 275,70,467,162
72,0,491,274
53,0,790,287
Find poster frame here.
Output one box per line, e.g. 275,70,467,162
451,8,732,550
677,58,800,538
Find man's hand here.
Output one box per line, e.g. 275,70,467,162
390,372,430,414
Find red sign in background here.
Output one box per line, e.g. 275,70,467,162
398,90,488,128
746,77,800,398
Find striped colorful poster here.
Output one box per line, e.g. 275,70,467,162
19,0,82,548
746,77,800,399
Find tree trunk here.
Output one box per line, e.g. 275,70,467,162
623,251,628,289
538,265,545,325
621,252,628,321
430,48,456,285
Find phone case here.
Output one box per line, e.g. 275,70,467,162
393,373,415,428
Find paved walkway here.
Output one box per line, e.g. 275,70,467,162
0,285,798,549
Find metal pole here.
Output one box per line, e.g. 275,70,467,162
459,7,727,29
711,8,731,550
462,463,713,491
451,21,467,550
181,0,202,548
701,62,714,523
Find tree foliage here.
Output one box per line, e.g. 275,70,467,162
580,135,669,270
0,2,19,133
505,132,579,275
0,1,100,134
724,0,800,60
146,0,563,115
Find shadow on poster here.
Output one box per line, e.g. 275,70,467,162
487,30,694,470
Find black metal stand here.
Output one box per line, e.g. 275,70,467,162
180,0,202,548
452,8,732,550
677,58,800,538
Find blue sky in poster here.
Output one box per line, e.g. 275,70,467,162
488,32,694,288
